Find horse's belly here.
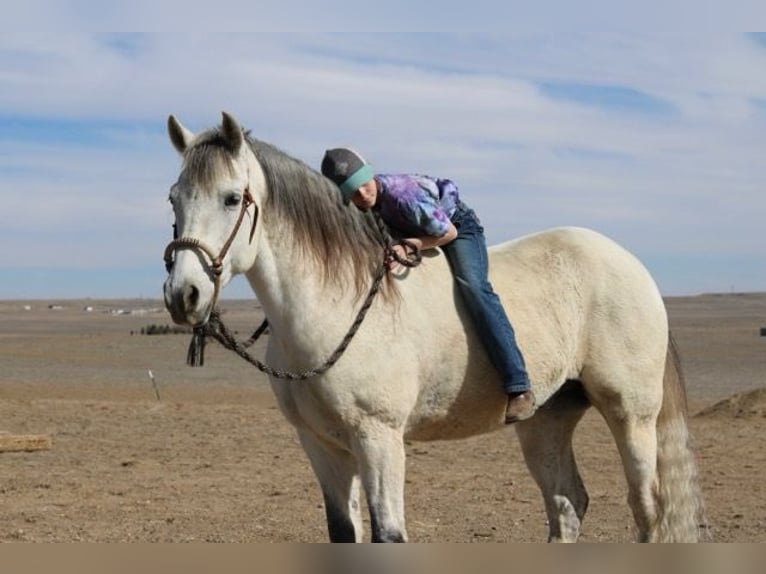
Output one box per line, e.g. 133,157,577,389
404,401,506,441
404,366,509,441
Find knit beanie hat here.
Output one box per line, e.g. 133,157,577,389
321,148,375,204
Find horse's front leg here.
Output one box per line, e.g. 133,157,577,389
298,429,364,542
351,424,408,542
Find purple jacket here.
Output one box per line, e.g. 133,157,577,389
374,174,460,237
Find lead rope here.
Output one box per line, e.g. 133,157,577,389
186,212,422,378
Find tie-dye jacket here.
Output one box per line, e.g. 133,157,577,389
373,174,461,238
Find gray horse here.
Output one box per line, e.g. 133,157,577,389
163,112,704,542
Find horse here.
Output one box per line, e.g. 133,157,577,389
162,112,704,542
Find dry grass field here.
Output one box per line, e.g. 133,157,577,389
0,293,764,542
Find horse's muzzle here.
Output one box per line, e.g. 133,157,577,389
163,277,213,327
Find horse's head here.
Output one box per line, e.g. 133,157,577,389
163,112,264,326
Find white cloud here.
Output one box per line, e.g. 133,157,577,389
0,33,764,296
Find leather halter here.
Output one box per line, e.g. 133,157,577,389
163,186,258,308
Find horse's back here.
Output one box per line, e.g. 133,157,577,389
492,226,658,291
491,226,668,404
491,226,665,325
402,226,668,439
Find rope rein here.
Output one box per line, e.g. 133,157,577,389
183,211,422,379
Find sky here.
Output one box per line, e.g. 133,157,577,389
1,31,765,298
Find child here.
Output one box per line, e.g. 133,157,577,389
321,148,536,423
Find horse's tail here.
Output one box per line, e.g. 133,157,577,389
651,332,707,542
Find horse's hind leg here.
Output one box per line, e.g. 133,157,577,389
515,382,591,542
298,430,363,542
599,412,660,542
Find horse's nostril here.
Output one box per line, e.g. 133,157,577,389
186,285,199,308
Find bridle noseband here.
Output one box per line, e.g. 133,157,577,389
163,186,258,307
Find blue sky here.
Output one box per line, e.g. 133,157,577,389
1,32,765,298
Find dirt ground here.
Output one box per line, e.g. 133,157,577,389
0,293,764,542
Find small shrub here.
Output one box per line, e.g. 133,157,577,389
138,323,193,336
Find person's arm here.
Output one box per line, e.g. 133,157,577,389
389,222,457,268
404,222,457,250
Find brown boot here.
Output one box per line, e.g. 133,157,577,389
504,390,536,424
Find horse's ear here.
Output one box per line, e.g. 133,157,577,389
220,111,244,155
168,115,194,154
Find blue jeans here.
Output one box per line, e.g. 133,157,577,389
441,202,530,394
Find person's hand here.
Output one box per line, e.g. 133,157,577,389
386,243,409,271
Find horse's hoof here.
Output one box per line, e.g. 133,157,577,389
504,390,536,423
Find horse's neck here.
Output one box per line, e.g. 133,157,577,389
245,234,358,344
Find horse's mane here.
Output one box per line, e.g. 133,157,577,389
181,128,388,299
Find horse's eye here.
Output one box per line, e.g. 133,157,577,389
224,193,241,208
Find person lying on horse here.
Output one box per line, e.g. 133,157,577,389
321,148,536,423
